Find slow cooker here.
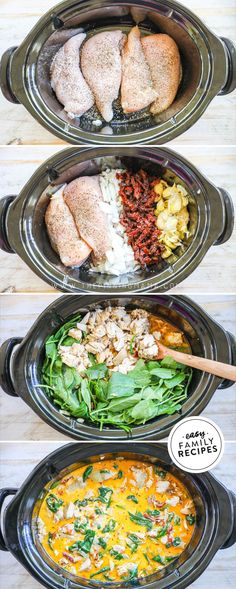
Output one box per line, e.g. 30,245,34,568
0,443,236,589
0,295,235,441
0,0,235,145
0,146,234,294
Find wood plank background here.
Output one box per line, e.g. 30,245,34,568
0,441,235,589
0,293,235,441
0,0,235,145
0,145,235,294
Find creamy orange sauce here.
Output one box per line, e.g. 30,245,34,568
37,459,195,582
149,314,191,351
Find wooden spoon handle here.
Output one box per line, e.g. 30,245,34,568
160,346,236,382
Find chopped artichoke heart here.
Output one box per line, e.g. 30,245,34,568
167,194,182,214
155,183,190,259
176,206,189,230
154,180,167,197
154,182,163,197
155,198,165,214
176,184,188,197
162,246,173,259
156,211,178,231
163,234,182,250
162,186,178,200
181,195,189,207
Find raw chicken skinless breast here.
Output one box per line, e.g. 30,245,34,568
81,30,126,122
45,186,91,267
64,176,111,263
50,28,181,120
142,34,181,114
50,33,94,116
121,26,157,113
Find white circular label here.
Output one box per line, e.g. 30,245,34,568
168,417,224,473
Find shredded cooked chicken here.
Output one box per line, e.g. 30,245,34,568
59,307,158,375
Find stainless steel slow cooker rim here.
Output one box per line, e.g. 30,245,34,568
15,293,225,441
8,0,227,145
8,145,219,294
16,443,211,589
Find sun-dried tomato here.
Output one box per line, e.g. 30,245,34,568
117,169,163,267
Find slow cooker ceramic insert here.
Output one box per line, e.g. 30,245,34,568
0,147,234,294
0,443,235,589
0,295,235,440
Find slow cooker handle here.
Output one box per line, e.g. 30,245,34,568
0,338,22,396
218,332,236,389
0,195,16,253
222,491,236,549
213,188,234,245
0,488,18,551
0,47,19,103
219,38,236,95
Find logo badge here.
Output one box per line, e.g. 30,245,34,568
168,417,224,473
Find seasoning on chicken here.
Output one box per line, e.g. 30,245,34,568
141,34,181,115
45,186,91,267
121,26,157,113
64,176,111,263
81,30,125,122
50,33,94,116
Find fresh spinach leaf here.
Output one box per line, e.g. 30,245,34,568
149,367,175,379
153,554,164,564
164,372,188,388
146,509,160,517
128,399,158,423
98,537,107,549
107,372,135,398
48,532,54,550
125,565,138,580
116,470,123,479
46,494,63,513
128,511,153,530
156,525,168,538
50,480,60,489
102,519,116,533
80,379,91,411
90,567,110,578
128,360,150,387
186,514,196,525
127,495,138,504
83,465,93,481
173,536,181,546
69,529,95,554
110,549,124,560
86,363,108,380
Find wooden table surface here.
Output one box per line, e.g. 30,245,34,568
0,293,235,441
0,0,235,146
0,145,235,294
0,441,235,589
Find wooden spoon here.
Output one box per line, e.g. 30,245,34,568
156,341,236,382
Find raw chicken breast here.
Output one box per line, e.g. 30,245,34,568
45,186,91,267
64,176,111,262
51,33,94,116
141,34,181,114
121,26,157,113
81,30,125,122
